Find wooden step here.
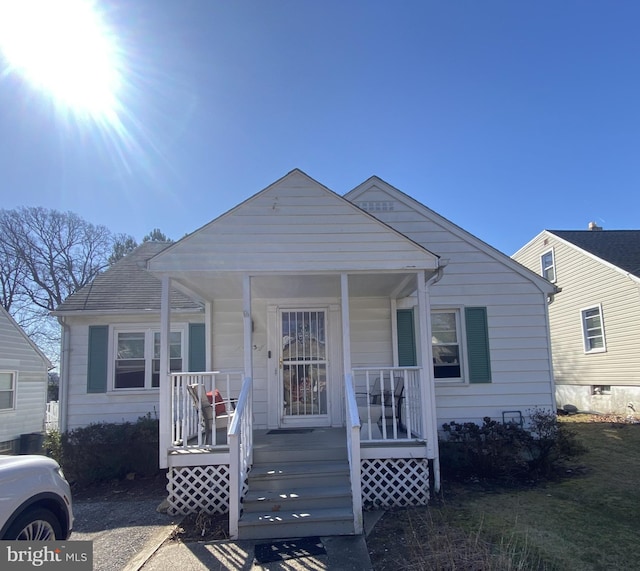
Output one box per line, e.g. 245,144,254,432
243,484,352,512
237,506,355,540
247,460,350,491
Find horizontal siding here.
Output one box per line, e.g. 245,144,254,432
64,313,202,430
150,172,437,273
355,186,555,426
515,234,640,386
349,298,393,367
0,311,48,441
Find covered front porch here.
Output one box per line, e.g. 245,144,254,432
154,268,442,538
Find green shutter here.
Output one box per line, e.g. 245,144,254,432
397,309,417,367
87,325,108,393
189,323,206,372
465,307,492,383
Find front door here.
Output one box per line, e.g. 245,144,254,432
280,309,329,425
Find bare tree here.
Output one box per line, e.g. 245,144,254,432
0,207,116,365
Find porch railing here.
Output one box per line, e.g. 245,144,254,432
351,367,425,441
170,371,243,449
229,376,254,539
345,373,363,535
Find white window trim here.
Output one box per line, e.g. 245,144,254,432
0,370,17,412
431,306,468,384
581,304,606,354
109,324,187,392
541,249,556,283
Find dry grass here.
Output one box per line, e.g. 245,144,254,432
368,416,640,570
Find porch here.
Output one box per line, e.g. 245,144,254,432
163,366,434,539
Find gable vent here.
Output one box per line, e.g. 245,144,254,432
359,201,395,212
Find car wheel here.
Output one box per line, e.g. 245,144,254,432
5,508,63,540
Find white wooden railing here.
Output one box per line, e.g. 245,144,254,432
228,376,254,539
345,373,363,535
45,401,59,432
170,371,243,449
352,367,424,440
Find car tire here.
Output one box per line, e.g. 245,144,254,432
4,507,63,541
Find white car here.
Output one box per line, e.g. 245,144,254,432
0,455,73,540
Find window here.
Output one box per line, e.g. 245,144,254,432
0,372,15,410
541,250,556,282
431,311,462,379
114,329,183,389
581,305,606,353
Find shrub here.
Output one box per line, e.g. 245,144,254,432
440,409,585,483
43,429,63,464
60,414,160,487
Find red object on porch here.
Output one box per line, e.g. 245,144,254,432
206,390,227,416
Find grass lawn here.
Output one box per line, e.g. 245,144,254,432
368,416,640,570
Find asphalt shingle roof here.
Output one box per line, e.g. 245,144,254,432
549,230,640,278
54,242,201,313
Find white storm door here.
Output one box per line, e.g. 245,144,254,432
280,309,329,424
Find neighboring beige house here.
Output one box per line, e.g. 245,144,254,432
54,170,556,539
0,305,51,454
513,226,640,416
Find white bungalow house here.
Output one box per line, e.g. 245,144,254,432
53,169,556,539
0,305,51,454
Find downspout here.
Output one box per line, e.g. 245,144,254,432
421,260,448,494
57,316,70,433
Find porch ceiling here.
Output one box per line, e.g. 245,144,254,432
165,271,423,302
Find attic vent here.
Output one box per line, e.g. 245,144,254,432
359,201,394,212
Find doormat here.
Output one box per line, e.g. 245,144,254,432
254,537,325,564
266,428,313,434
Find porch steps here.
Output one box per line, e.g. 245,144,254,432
238,431,354,540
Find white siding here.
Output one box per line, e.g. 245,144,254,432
0,309,49,444
149,171,438,273
350,183,555,425
63,312,202,430
514,233,640,388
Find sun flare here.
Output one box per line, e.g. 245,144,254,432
0,0,122,118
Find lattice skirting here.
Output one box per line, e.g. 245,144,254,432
361,458,430,509
167,465,230,515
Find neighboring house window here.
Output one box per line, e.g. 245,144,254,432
541,250,556,282
431,310,462,379
114,329,183,389
0,372,16,410
581,305,606,353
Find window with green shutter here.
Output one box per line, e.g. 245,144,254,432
87,325,108,393
464,307,492,383
396,309,416,367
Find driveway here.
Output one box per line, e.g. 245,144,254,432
71,496,177,571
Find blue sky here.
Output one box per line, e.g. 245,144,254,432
1,0,639,255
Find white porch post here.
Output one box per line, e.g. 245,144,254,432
242,274,253,379
340,273,352,377
159,276,171,469
416,270,441,492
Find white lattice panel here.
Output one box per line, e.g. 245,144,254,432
167,465,230,515
361,458,429,509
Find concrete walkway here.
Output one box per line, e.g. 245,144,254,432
139,534,374,571
72,494,382,571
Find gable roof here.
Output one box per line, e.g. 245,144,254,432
53,242,202,314
149,169,440,274
547,230,640,279
346,176,557,295
0,305,52,368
